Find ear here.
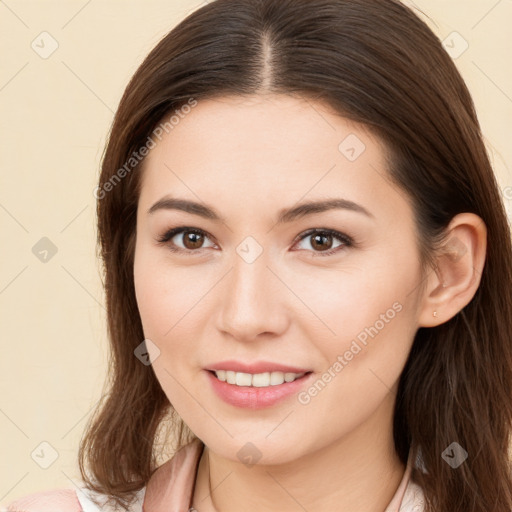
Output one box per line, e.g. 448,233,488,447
417,212,487,327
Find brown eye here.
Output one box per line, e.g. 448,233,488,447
293,229,353,256
157,226,216,254
310,233,334,251
181,230,205,250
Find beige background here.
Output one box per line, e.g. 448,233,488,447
1,0,511,504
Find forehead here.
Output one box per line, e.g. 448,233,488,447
138,94,409,222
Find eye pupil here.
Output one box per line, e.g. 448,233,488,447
311,233,333,251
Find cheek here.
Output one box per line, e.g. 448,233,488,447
287,256,413,345
293,251,419,411
134,244,208,339
133,249,208,419
338,244,419,340
133,244,222,405
294,304,416,451
133,252,166,338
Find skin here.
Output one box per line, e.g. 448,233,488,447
133,94,487,512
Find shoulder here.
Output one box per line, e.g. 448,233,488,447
400,480,425,511
2,488,82,512
143,438,204,510
399,449,426,512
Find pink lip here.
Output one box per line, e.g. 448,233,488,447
205,360,311,374
205,368,313,410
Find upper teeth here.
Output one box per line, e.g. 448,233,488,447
214,370,305,387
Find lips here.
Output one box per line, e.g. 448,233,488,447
206,371,312,409
205,360,311,374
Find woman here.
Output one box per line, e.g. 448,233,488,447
5,0,512,510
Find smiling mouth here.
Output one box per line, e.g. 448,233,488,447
209,370,312,387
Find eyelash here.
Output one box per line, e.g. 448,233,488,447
156,226,354,257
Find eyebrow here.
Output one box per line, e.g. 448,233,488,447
147,196,374,223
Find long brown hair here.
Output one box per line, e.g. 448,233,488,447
79,0,512,510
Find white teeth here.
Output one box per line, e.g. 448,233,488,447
270,371,285,385
235,372,252,386
251,373,270,387
216,369,226,381
214,370,305,387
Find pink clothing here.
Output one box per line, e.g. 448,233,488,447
3,439,425,511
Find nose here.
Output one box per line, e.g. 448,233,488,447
215,250,290,343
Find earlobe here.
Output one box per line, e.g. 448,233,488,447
417,213,487,328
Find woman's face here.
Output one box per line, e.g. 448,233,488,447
133,94,426,465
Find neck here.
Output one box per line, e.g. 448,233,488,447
193,394,406,512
